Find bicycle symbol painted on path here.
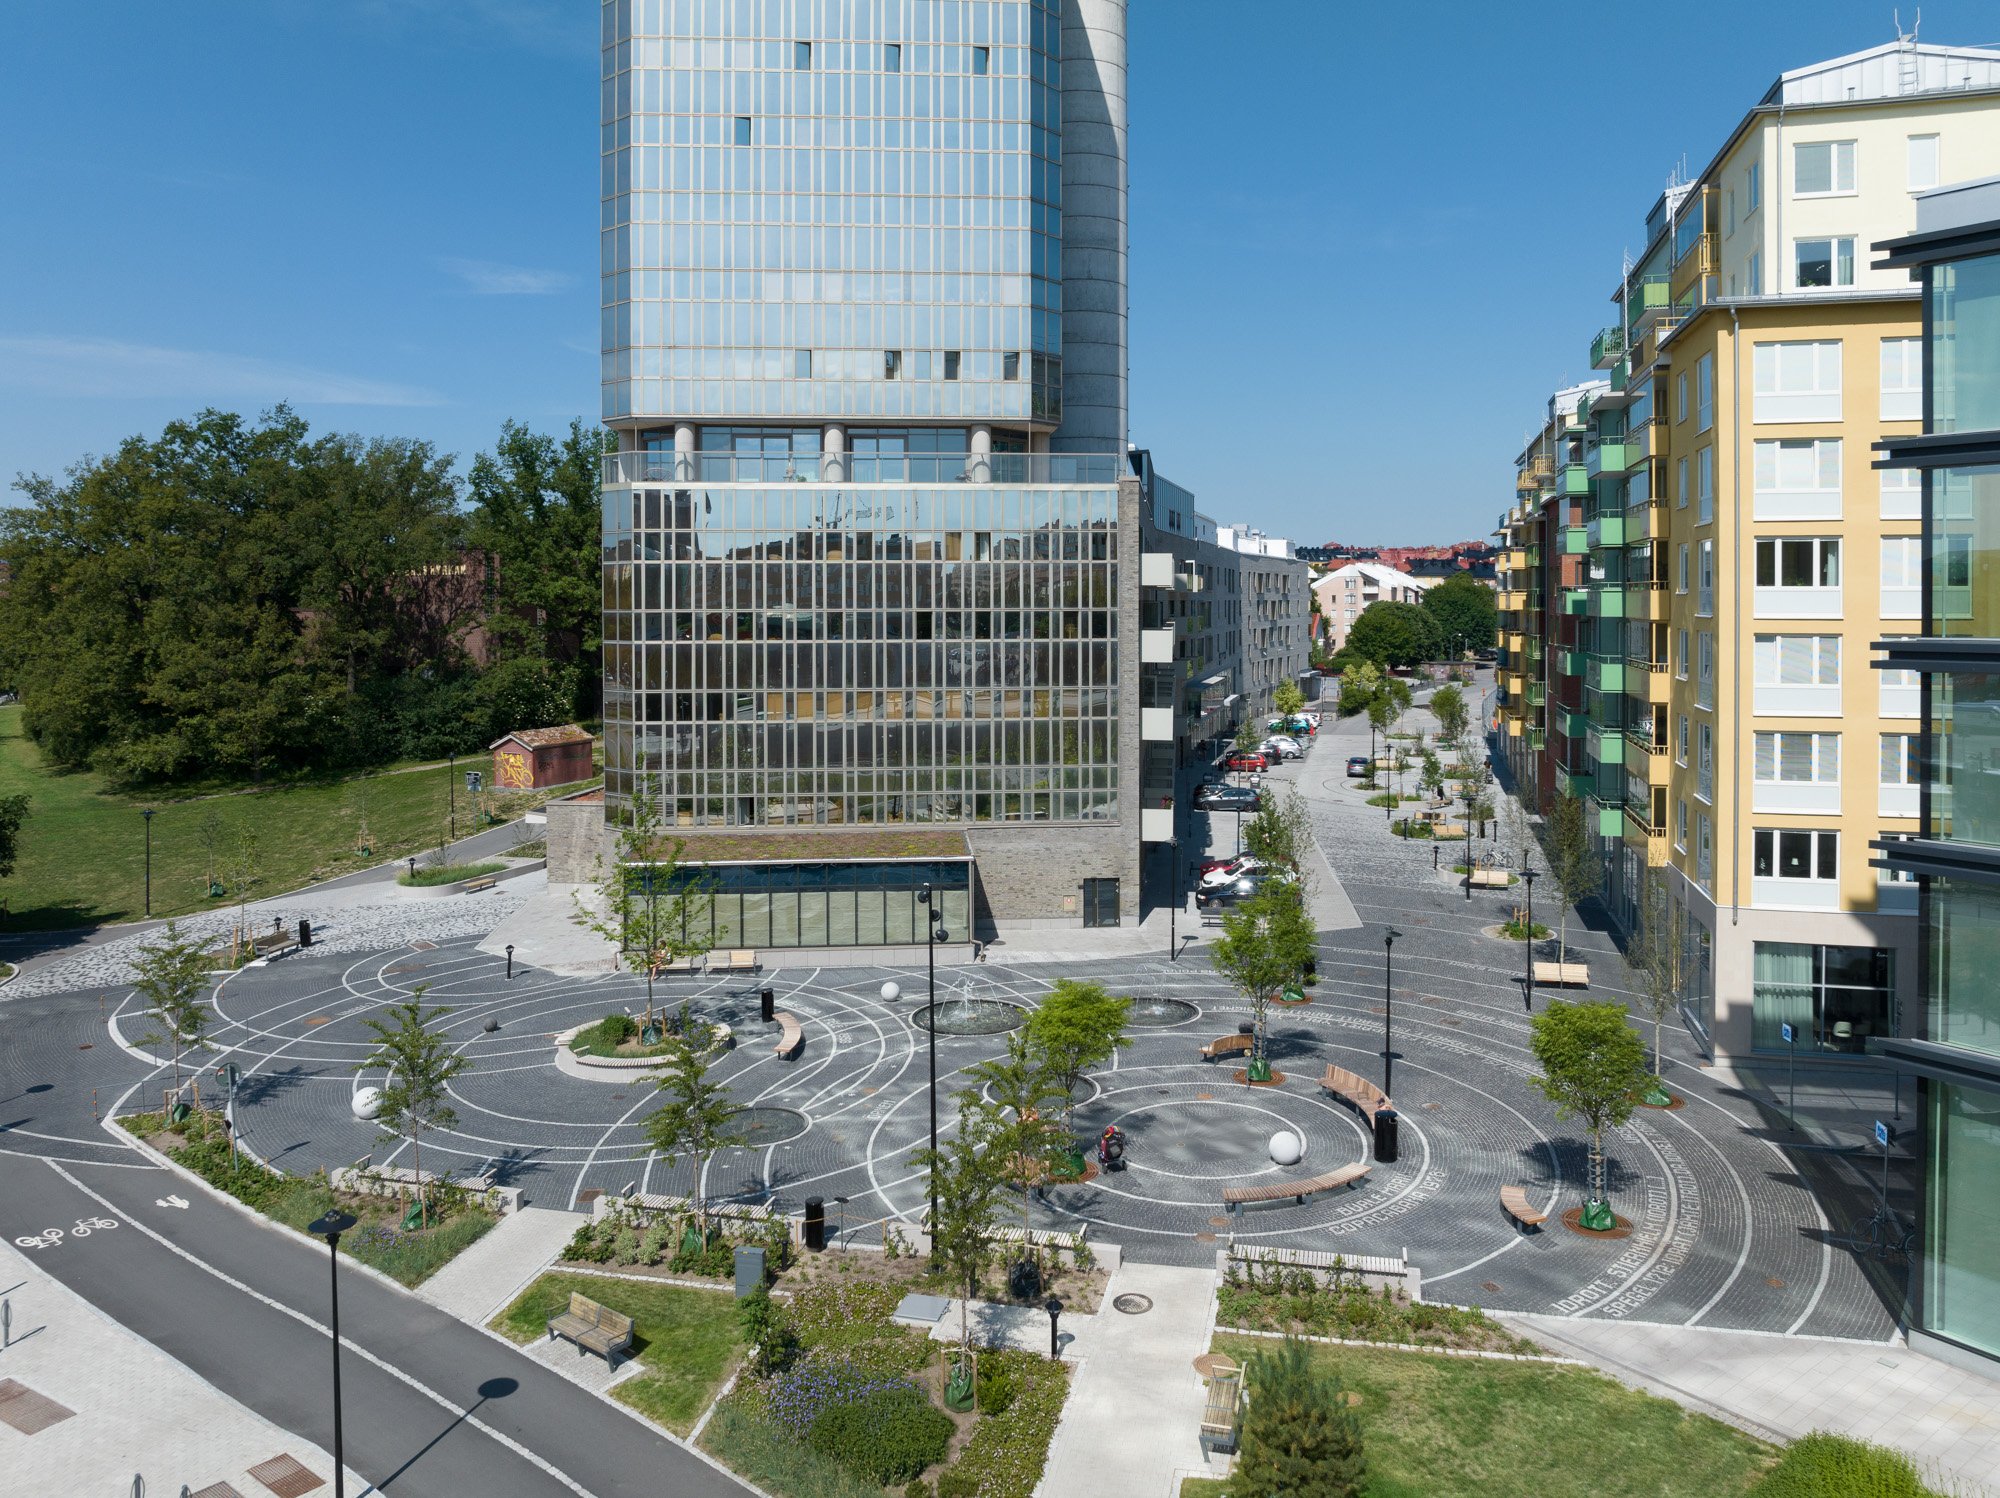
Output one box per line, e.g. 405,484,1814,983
13,1216,118,1249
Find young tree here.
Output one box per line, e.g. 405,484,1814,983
1233,716,1263,756
966,1032,1070,1245
1023,979,1131,1126
1528,1000,1656,1231
1628,871,1684,1105
1236,1336,1367,1498
224,826,261,963
911,1099,1010,1362
574,775,718,1026
356,991,470,1227
1273,680,1306,720
1429,682,1468,746
131,920,215,1100
1209,882,1317,1077
1364,691,1395,781
1243,788,1316,888
1545,793,1601,965
197,807,225,895
643,1032,746,1236
1419,749,1445,804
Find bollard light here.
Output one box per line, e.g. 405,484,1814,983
505,943,515,979
1044,1294,1063,1359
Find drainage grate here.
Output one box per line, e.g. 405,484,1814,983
0,1379,75,1435
1767,1276,1786,1289
302,1016,330,1026
1481,1281,1502,1294
189,1484,246,1498
248,1453,325,1497
578,1188,603,1204
1113,1294,1154,1315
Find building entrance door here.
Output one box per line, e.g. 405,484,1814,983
1081,878,1120,928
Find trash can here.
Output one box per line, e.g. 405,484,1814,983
297,918,313,949
803,1195,826,1252
1237,1020,1255,1037
734,1244,766,1298
760,987,775,1023
1373,1107,1399,1163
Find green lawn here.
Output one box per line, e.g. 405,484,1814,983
0,704,592,928
1201,1335,1776,1498
493,1271,745,1434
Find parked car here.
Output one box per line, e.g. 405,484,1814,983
1195,855,1238,877
1193,783,1262,812
1345,754,1372,777
1224,751,1268,773
1195,868,1293,909
1260,737,1304,761
1269,716,1316,737
1200,856,1266,888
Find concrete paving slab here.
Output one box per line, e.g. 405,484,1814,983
418,1206,584,1326
478,883,622,976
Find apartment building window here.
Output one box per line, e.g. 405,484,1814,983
794,349,812,378
1677,373,1689,424
1676,797,1690,850
1754,634,1841,715
1677,457,1690,508
1755,730,1840,814
1881,465,1921,520
1881,337,1924,422
1881,732,1919,818
1748,160,1762,211
1753,943,1896,1052
1749,250,1763,296
1796,237,1857,290
1697,632,1716,707
1755,827,1838,881
1676,629,1690,679
1697,540,1715,616
1881,535,1922,619
1698,723,1715,802
1677,714,1690,765
1002,352,1020,380
1754,537,1842,618
884,42,902,72
1754,340,1842,422
733,116,752,145
943,351,961,381
1698,815,1714,885
794,40,812,69
1698,448,1715,523
1909,133,1940,192
1697,353,1715,432
1677,543,1690,593
884,350,903,379
972,45,990,75
1879,634,1921,718
1753,437,1843,520
1795,139,1857,196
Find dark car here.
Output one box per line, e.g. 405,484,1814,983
1346,755,1371,777
1195,871,1289,909
1193,784,1261,812
1224,752,1268,773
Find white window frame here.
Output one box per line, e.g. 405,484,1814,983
1698,723,1715,803
1753,437,1844,520
1697,540,1715,617
1677,543,1690,594
1677,456,1690,508
1880,464,1921,520
1881,337,1924,422
1794,139,1857,197
1908,133,1940,193
1698,816,1714,887
1794,235,1857,290
1754,340,1842,423
1748,160,1762,211
1749,249,1762,296
1881,535,1922,619
1754,730,1842,813
1753,827,1840,910
1677,373,1689,424
1880,633,1921,719
1677,713,1690,766
1676,628,1690,680
1754,634,1841,716
1698,446,1715,523
1754,536,1843,618
1880,732,1920,812
1697,354,1715,432
1675,797,1689,852
1697,631,1716,708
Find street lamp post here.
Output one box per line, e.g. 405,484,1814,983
1521,867,1539,1012
307,1209,359,1498
1464,790,1476,900
141,808,157,918
918,884,946,1247
448,751,457,844
1168,833,1179,963
1382,928,1401,1097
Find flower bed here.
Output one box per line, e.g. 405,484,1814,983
397,859,505,888
1217,1260,1537,1354
562,1202,793,1282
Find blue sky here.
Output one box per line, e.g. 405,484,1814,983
1,1,1986,542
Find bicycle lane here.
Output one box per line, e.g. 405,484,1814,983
0,1153,751,1498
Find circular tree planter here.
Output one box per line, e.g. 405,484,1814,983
1230,1068,1287,1087
1561,1204,1634,1238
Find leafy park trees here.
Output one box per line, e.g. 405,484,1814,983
1022,979,1131,1125
574,775,718,1022
357,992,470,1227
1273,680,1307,720
1236,1337,1367,1498
1244,788,1316,887
1420,572,1498,656
1209,883,1318,1079
1628,872,1685,1105
1336,660,1383,717
1545,793,1601,966
966,1032,1070,1248
645,1033,746,1236
911,1101,1010,1368
1529,1000,1656,1231
1345,600,1443,670
0,793,27,888
131,920,215,1099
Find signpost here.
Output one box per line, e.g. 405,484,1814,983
1875,1118,1894,1215
1782,1022,1796,1132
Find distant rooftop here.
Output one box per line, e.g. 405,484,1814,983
1764,40,2000,107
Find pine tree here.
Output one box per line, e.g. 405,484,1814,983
1236,1336,1366,1498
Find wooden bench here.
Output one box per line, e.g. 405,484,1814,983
1467,869,1510,889
1222,1163,1370,1214
653,953,703,975
1199,1033,1255,1062
462,876,498,893
1532,961,1591,987
1319,1063,1390,1117
772,1011,803,1060
546,1291,634,1364
1431,822,1468,839
1198,1366,1244,1453
721,949,759,974
1501,1184,1549,1230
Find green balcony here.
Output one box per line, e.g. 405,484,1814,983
1586,723,1618,767
1526,681,1546,706
1561,587,1589,615
1558,709,1591,740
1587,513,1626,549
1597,804,1625,839
1610,354,1630,392
1590,326,1625,369
1557,649,1588,679
1554,766,1594,800
1587,656,1626,694
1585,439,1631,478
1529,727,1546,752
1561,525,1589,554
1626,275,1672,328
1560,464,1590,496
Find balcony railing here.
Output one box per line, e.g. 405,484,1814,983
603,450,1126,487
1625,275,1673,331
1590,325,1625,370
1587,513,1626,549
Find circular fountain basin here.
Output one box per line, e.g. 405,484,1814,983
1123,997,1201,1028
733,1107,810,1146
913,998,1028,1035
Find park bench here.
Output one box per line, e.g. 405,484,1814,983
1222,1162,1370,1214
1198,1364,1244,1454
654,953,703,975
1467,869,1510,889
721,949,759,974
1531,961,1591,987
1431,822,1468,839
462,875,498,893
772,1011,804,1060
1318,1064,1390,1117
546,1291,634,1364
1199,1033,1256,1062
1501,1184,1549,1230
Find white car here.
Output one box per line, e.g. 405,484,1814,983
1260,737,1304,760
1200,856,1266,887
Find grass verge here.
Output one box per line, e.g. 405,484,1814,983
396,860,506,888
1216,1277,1539,1354
493,1271,744,1434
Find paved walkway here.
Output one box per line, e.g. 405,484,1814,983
0,1235,361,1496
921,1297,1098,1357
417,1206,583,1325
1041,1259,1221,1498
1504,1313,2000,1496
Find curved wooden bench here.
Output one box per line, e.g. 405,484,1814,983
547,1291,633,1363
1319,1063,1390,1117
1223,1162,1369,1214
1501,1184,1548,1230
772,1011,803,1060
1200,1033,1255,1062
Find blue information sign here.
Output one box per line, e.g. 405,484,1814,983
1781,1023,1794,1044
1876,1119,1891,1148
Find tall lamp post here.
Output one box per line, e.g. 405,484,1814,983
141,808,157,918
917,883,947,1246
1382,928,1402,1096
1521,867,1539,1012
1167,832,1179,962
307,1209,358,1498
1463,789,1477,900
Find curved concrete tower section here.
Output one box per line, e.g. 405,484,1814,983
1055,0,1128,454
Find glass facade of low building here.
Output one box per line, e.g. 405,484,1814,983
661,857,973,947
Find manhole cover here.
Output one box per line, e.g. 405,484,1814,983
1481,1281,1502,1293
1114,1294,1154,1315
1209,1216,1231,1228
736,1106,810,1145
1766,1276,1786,1289
303,1016,330,1026
1194,1232,1218,1244
1196,1091,1215,1101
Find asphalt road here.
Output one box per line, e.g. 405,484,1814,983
0,1148,751,1498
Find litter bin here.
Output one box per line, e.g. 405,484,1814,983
803,1195,826,1252
734,1244,766,1298
761,987,775,1023
1237,1020,1255,1037
1372,1107,1399,1164
297,918,312,949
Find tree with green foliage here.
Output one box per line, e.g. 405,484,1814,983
911,1099,1010,1362
1345,600,1444,669
1429,682,1468,745
1419,749,1445,803
1233,716,1263,756
131,920,215,1099
1023,979,1131,1125
1628,871,1685,1105
574,775,718,1025
224,826,260,964
1545,793,1601,965
357,991,470,1227
966,1031,1071,1241
0,793,27,887
1236,1336,1367,1498
1273,680,1306,720
1244,788,1317,892
1209,882,1318,1076
643,1031,746,1235
1529,1000,1656,1231
1421,572,1499,657
1336,660,1382,717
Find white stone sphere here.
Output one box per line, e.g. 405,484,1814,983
881,981,902,1002
1268,1130,1303,1166
352,1086,384,1121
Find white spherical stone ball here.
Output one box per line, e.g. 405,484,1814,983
880,981,902,1002
1268,1130,1303,1166
352,1086,384,1121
